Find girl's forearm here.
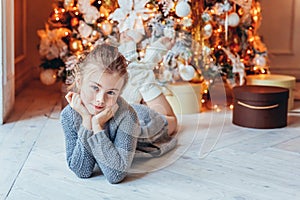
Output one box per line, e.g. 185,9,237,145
81,115,92,130
164,115,178,136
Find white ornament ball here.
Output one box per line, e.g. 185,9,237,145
40,69,57,86
202,23,213,39
253,55,267,67
179,64,195,81
228,12,240,27
175,0,191,18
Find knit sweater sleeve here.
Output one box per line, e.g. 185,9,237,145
60,105,96,178
87,105,140,184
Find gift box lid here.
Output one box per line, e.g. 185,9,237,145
233,85,289,102
246,74,296,88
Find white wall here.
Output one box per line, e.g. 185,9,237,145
259,0,300,80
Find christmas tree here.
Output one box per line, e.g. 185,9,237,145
37,0,269,90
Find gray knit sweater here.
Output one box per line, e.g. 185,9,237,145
60,97,177,184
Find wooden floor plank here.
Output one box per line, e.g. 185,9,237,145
0,81,61,199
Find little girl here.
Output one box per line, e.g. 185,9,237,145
60,44,177,184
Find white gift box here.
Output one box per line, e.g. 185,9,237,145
165,82,202,114
246,74,296,110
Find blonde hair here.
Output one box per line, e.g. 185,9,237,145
72,44,128,92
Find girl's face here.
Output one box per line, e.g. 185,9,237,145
79,64,125,115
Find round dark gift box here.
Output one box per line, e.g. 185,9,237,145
232,85,289,129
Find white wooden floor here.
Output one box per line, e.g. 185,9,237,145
1,80,300,200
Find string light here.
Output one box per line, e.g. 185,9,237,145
253,15,258,22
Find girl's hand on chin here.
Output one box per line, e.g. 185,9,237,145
65,92,90,117
92,104,119,133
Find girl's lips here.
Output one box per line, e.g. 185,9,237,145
94,105,104,110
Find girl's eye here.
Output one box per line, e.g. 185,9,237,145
107,91,116,95
91,85,99,91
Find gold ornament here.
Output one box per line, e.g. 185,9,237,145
40,69,57,86
102,0,118,11
100,21,113,36
100,6,110,18
71,17,79,27
69,39,83,52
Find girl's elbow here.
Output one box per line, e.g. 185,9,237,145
106,172,127,184
107,178,123,184
68,162,93,178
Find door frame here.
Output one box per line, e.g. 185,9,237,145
0,0,15,124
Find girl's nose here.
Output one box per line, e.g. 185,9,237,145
95,92,105,105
